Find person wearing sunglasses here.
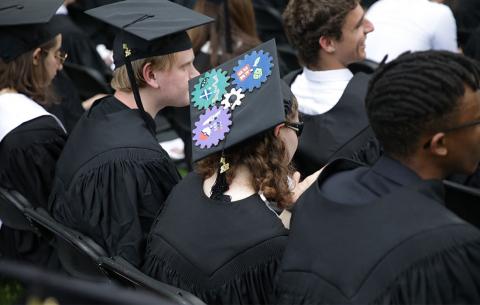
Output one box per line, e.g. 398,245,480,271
275,50,480,304
0,0,67,267
142,41,319,305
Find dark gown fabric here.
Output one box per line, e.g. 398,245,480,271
275,158,480,304
284,70,381,177
48,96,180,267
49,14,111,81
142,172,288,305
0,115,66,267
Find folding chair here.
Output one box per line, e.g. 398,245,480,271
63,62,112,100
444,180,480,228
23,207,109,282
98,256,206,305
0,187,33,231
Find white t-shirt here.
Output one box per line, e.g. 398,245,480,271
365,0,458,63
291,68,353,115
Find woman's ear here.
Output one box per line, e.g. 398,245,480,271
143,62,160,88
32,48,42,66
429,132,448,156
274,123,285,137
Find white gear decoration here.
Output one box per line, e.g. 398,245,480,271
221,88,245,110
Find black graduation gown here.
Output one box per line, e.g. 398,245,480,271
142,172,288,305
283,70,381,177
275,159,480,304
0,115,66,267
48,96,180,267
49,14,111,82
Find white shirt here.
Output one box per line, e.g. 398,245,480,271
365,0,458,63
291,68,353,115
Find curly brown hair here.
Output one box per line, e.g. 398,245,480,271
0,36,58,106
283,0,359,68
195,96,298,209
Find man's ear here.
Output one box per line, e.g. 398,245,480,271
429,132,448,156
32,48,42,66
319,36,336,53
143,62,160,88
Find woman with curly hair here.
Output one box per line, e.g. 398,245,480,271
0,0,67,267
142,42,319,305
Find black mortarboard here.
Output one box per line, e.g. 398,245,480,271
189,39,286,162
0,0,63,62
85,0,214,68
85,0,213,134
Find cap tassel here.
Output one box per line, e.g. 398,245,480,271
122,43,157,135
210,156,231,202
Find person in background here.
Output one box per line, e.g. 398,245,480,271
0,0,67,267
282,0,379,177
48,0,212,267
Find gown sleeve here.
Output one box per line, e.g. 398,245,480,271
50,149,180,267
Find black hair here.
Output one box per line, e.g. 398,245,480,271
366,51,480,158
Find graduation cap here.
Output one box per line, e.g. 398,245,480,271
85,0,214,68
189,39,287,162
0,0,63,62
85,0,213,134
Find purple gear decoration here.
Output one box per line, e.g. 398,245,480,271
231,50,273,92
193,106,232,149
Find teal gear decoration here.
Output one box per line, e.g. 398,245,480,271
191,69,230,110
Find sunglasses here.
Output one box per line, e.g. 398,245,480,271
423,119,480,149
284,121,304,137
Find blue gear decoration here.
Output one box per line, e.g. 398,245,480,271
191,69,230,110
231,50,273,92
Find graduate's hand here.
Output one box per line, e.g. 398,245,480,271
290,169,322,203
82,93,108,110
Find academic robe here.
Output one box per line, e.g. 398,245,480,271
283,70,381,177
142,172,288,305
49,96,180,267
275,158,480,304
0,93,67,267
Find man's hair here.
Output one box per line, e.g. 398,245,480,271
366,51,480,158
282,0,359,68
111,53,176,91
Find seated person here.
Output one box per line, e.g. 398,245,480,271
282,0,379,177
0,0,67,267
275,51,480,304
142,40,318,305
48,1,213,267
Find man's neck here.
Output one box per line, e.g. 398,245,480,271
114,89,162,118
394,155,447,181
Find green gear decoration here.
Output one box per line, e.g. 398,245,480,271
191,69,230,110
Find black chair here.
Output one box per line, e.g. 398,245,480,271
444,180,480,228
98,256,206,305
0,187,34,231
23,207,109,282
63,62,113,100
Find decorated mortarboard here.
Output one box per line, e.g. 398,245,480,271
85,0,213,134
190,39,285,162
85,0,214,68
0,0,63,62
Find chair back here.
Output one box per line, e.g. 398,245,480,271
98,256,206,305
24,207,109,281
